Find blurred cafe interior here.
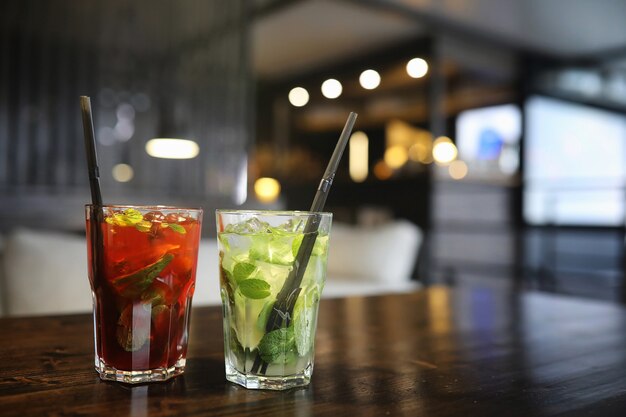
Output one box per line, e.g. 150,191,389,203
2,0,626,317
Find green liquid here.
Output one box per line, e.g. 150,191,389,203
218,227,328,377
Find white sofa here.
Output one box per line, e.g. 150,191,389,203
0,221,422,317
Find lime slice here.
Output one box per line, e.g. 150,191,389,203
293,288,320,356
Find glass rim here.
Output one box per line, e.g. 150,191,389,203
215,209,332,217
86,204,203,212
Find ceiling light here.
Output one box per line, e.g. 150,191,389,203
406,58,429,78
145,138,200,159
349,131,368,182
288,87,309,107
321,79,342,99
359,70,381,90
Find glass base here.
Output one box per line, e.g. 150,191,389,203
225,362,312,390
95,356,186,384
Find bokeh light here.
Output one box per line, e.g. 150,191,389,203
145,138,199,159
432,136,458,165
254,177,281,203
406,58,429,78
384,145,409,169
112,163,134,182
321,79,342,99
408,142,432,164
359,69,381,90
288,87,309,107
449,160,468,180
373,160,393,180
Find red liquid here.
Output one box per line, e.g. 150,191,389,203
87,210,201,371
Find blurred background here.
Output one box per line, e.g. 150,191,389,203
2,0,626,302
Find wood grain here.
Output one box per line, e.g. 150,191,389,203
2,287,626,416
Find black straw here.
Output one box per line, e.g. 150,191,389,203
80,96,103,207
252,112,358,374
310,112,358,211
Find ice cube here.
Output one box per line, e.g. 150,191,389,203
225,217,271,234
144,211,166,223
272,218,306,234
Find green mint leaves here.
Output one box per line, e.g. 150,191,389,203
228,261,270,299
167,223,186,234
135,220,152,233
258,327,297,364
254,288,319,363
238,278,271,299
112,253,174,298
233,262,256,283
114,255,175,351
105,209,187,234
106,208,144,227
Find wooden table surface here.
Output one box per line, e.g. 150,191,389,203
2,286,626,416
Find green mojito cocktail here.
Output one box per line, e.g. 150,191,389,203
216,210,332,390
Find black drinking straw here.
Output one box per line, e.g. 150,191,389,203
251,112,358,375
80,96,105,293
80,96,103,206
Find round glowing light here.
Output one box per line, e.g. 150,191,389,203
432,137,457,165
321,79,343,99
449,160,468,180
112,163,134,182
373,160,393,180
406,58,429,78
359,69,381,90
384,145,409,169
145,138,200,159
254,177,281,203
288,87,309,107
408,142,432,163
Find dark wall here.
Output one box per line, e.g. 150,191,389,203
0,0,252,233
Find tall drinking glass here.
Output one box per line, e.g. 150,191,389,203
216,210,332,390
86,205,202,383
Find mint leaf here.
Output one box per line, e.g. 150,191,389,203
105,208,144,227
135,220,152,233
258,327,296,364
238,278,271,299
233,262,256,283
123,208,143,224
112,253,174,298
168,223,186,234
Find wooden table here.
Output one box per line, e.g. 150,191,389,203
2,286,626,416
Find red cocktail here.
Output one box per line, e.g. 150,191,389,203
86,205,202,383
